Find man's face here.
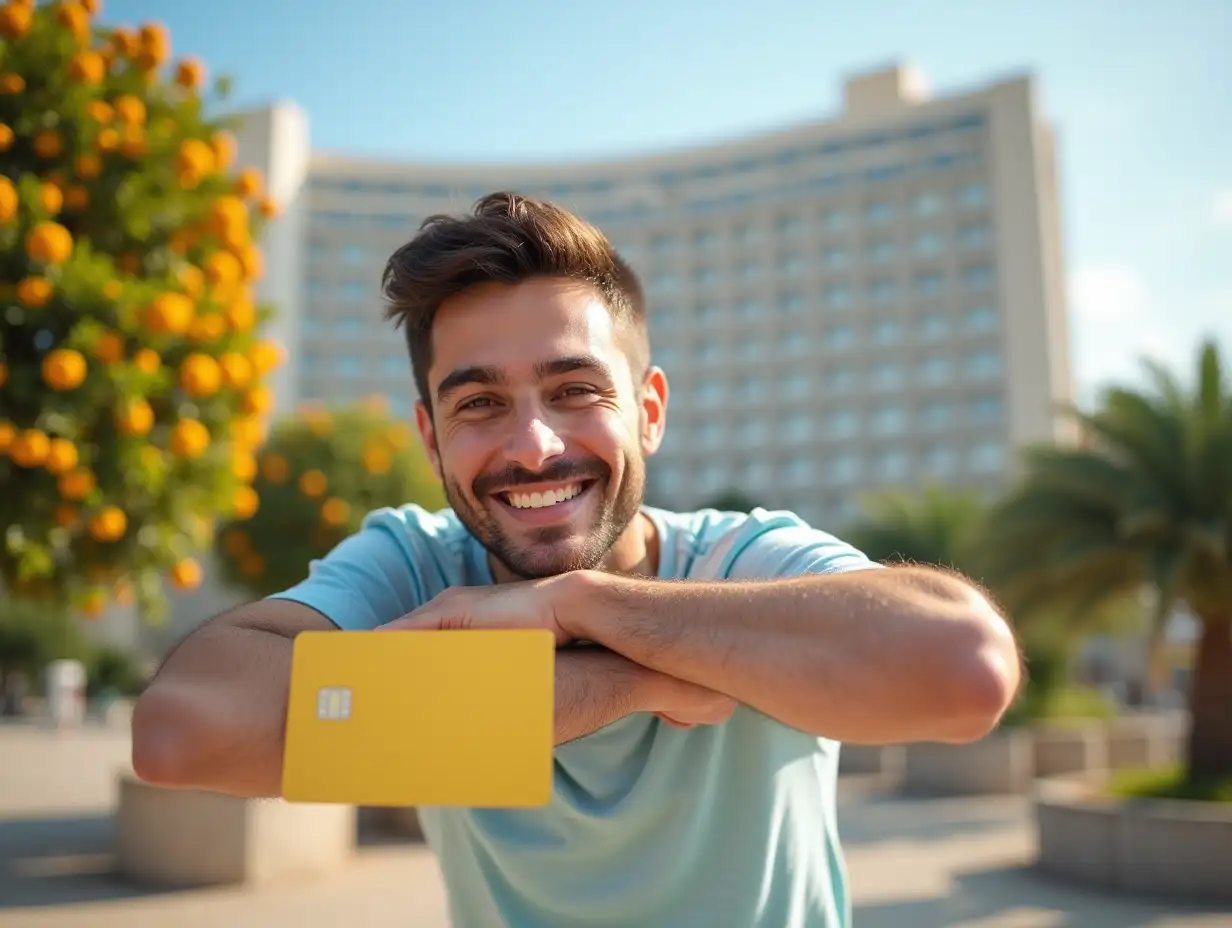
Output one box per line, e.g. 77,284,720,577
415,277,666,580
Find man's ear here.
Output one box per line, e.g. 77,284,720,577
415,400,443,481
639,366,668,456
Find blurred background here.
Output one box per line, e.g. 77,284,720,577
1,1,1229,925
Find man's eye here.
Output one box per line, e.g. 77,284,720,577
560,386,596,398
458,397,494,411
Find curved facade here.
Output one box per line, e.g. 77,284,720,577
257,63,1072,529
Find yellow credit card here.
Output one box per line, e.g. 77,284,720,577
281,629,555,808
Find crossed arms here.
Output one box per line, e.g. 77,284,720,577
131,565,1020,799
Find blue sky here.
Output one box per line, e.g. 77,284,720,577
103,0,1231,401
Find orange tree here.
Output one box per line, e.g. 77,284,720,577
215,399,447,599
0,2,283,620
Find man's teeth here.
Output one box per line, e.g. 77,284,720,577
506,484,583,509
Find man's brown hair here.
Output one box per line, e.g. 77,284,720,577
381,191,649,410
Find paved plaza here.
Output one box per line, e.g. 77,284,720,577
1,724,1228,927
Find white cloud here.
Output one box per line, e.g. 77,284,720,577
1069,265,1148,320
1213,189,1232,227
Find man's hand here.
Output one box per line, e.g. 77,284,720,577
646,671,738,730
378,576,575,645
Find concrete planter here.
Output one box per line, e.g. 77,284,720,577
1035,775,1232,904
115,775,356,888
838,744,905,780
902,729,1033,796
1107,714,1184,770
1032,723,1109,778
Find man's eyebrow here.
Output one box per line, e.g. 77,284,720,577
534,355,615,382
436,365,505,403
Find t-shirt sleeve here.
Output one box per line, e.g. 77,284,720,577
266,512,426,631
719,508,882,581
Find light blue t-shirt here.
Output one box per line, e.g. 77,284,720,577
271,504,877,928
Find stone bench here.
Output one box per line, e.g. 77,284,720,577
115,775,356,888
1033,723,1109,778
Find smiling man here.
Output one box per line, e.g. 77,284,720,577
131,193,1021,928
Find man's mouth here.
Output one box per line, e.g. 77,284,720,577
493,480,597,511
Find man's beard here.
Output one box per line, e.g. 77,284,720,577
443,454,646,580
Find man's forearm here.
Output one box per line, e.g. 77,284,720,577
132,620,297,798
553,646,655,744
568,566,1020,745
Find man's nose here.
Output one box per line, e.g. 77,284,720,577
504,414,565,472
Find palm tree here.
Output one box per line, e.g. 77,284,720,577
842,485,987,572
981,339,1232,783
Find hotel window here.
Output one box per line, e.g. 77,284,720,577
871,405,906,436
695,302,719,322
779,330,809,356
733,225,763,245
919,355,952,385
825,366,855,393
963,264,996,290
918,313,949,340
737,261,761,282
913,192,944,217
969,441,1006,474
830,453,860,485
746,460,774,489
381,357,404,376
959,224,992,249
921,400,952,430
341,244,366,265
915,272,944,298
652,308,678,330
786,457,813,485
866,201,895,224
869,240,897,264
871,318,901,345
697,380,723,406
877,450,910,481
693,229,720,250
965,350,1002,379
649,272,678,294
654,345,679,365
336,356,362,376
821,209,849,232
779,253,806,276
784,413,813,443
870,361,904,391
695,340,721,362
739,419,770,447
784,371,811,398
339,280,367,301
971,393,1004,424
965,305,999,332
737,337,766,360
694,266,719,287
824,325,855,350
824,410,858,439
337,316,363,337
869,279,899,305
914,231,945,257
697,423,723,449
779,292,806,315
957,182,988,208
825,284,853,311
741,376,769,403
737,298,761,321
822,246,849,269
923,444,957,477
301,317,324,337
651,234,677,253
698,463,724,494
654,466,683,497
776,214,805,236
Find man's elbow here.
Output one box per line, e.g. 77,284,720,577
940,601,1022,744
130,685,198,787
